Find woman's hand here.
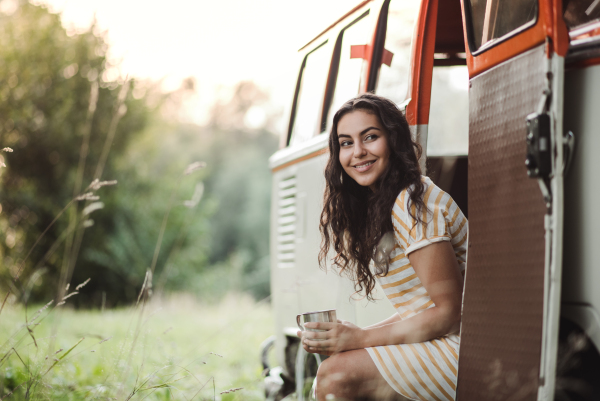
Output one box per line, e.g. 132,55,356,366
296,319,364,355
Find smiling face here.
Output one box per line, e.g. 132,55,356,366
337,109,390,191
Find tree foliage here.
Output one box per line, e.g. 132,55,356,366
0,2,278,305
0,1,156,304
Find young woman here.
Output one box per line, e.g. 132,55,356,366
298,94,467,401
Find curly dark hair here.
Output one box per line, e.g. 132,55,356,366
318,93,425,300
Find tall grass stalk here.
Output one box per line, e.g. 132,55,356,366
58,79,125,309
0,74,270,399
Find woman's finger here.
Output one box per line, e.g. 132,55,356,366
303,330,329,340
304,338,334,348
303,321,336,331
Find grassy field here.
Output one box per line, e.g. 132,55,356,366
0,293,274,400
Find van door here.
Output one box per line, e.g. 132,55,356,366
456,0,569,399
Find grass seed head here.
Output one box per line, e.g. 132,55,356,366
87,179,118,191
62,291,79,301
30,300,54,322
219,387,243,394
83,202,104,216
75,192,100,201
75,278,91,291
98,336,112,344
183,161,206,175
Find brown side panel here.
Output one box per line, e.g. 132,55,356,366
457,45,547,400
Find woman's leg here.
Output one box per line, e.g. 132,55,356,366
315,349,410,401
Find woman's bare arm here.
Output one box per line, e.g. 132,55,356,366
302,240,463,353
362,313,401,330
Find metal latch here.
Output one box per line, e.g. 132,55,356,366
525,112,552,178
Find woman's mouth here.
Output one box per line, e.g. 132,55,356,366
353,160,376,172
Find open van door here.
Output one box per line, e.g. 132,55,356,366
455,0,569,399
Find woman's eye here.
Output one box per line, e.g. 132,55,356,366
340,141,352,147
365,134,378,141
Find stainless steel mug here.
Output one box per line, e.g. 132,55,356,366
296,309,337,338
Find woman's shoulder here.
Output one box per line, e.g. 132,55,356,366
394,176,436,203
394,176,457,217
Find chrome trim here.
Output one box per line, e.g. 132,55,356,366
569,35,600,51
567,34,600,64
569,20,600,40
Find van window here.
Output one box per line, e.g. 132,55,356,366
466,0,538,51
427,66,469,156
326,12,371,132
289,41,330,146
375,0,419,106
564,0,600,30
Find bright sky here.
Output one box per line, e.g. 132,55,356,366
34,0,361,128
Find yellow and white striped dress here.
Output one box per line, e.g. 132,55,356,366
365,176,468,401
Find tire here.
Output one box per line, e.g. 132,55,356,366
555,318,600,401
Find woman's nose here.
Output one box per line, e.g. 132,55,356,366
353,142,367,157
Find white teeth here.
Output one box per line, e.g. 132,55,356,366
355,161,374,168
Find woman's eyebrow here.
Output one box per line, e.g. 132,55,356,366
338,127,380,140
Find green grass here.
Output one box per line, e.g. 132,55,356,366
0,293,273,400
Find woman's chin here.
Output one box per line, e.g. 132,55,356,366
354,177,376,188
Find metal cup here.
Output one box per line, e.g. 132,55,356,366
296,309,337,339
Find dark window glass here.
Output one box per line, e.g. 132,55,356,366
466,0,538,51
563,0,600,30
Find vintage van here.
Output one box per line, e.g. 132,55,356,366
263,0,600,400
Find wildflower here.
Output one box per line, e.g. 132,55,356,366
2,147,13,152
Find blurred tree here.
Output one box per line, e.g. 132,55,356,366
0,1,156,304
202,84,278,299
123,82,279,301
0,1,278,305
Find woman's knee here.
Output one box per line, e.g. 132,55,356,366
316,355,352,398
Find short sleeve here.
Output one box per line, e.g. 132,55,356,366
391,178,453,255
